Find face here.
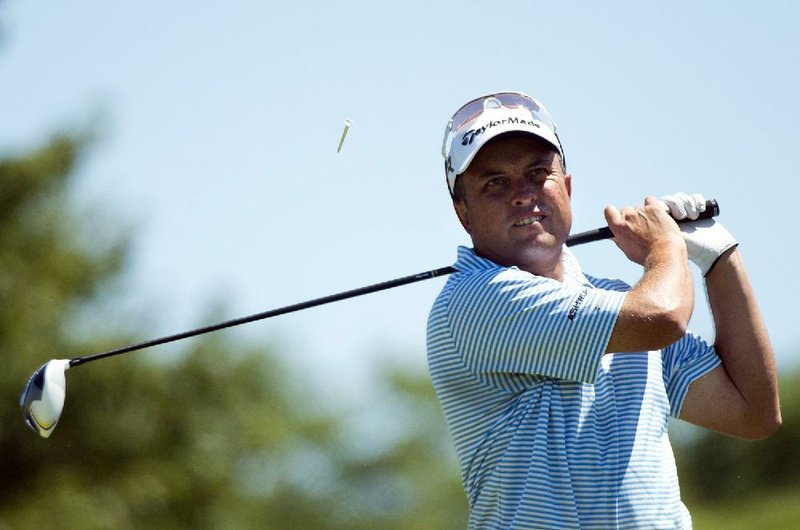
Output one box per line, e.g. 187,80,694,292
453,134,572,278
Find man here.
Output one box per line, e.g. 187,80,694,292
427,92,781,529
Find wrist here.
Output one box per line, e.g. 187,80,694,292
680,218,738,276
652,235,688,257
645,236,689,268
704,244,740,279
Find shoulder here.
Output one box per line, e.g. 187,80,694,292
584,273,631,293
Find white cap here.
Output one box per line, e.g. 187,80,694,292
442,92,564,195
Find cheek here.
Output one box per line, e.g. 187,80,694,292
454,202,472,233
545,182,571,206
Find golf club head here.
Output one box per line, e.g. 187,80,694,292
20,359,70,438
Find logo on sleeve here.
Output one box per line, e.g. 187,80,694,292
567,288,589,321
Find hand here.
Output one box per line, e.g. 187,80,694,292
660,192,707,221
661,192,738,276
605,196,685,265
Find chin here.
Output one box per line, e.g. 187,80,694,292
525,232,560,248
522,238,562,259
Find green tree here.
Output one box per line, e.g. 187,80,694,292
676,368,800,501
674,367,800,528
0,133,467,528
0,134,286,528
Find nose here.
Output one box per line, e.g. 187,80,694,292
511,177,537,206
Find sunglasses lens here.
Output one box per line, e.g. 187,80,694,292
450,93,545,132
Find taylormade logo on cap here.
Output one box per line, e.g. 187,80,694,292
461,117,542,147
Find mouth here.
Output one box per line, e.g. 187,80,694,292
513,215,544,227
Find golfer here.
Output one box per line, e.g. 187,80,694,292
427,92,781,529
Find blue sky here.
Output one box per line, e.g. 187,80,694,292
2,1,798,400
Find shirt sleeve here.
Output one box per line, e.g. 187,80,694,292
447,267,626,384
662,331,722,417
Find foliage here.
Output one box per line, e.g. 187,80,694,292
0,133,467,528
675,369,800,501
688,488,800,530
674,368,800,528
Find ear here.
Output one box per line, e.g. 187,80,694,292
565,173,572,198
453,199,472,234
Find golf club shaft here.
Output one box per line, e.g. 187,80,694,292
69,199,719,368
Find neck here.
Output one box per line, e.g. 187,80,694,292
475,246,566,282
521,253,565,282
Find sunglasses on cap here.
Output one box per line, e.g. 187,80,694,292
440,91,560,161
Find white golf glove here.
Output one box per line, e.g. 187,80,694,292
661,192,738,276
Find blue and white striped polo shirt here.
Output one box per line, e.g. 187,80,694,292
427,246,721,529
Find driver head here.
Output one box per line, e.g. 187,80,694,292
20,359,70,438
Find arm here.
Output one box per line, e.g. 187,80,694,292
604,197,695,353
679,248,782,439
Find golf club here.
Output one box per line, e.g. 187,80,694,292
21,199,720,438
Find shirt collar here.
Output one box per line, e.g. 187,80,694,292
454,246,592,287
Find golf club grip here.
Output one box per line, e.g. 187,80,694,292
566,199,719,247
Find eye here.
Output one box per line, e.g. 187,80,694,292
484,175,507,190
526,167,558,185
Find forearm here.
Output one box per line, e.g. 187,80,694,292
638,240,693,319
608,240,693,352
705,247,781,435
